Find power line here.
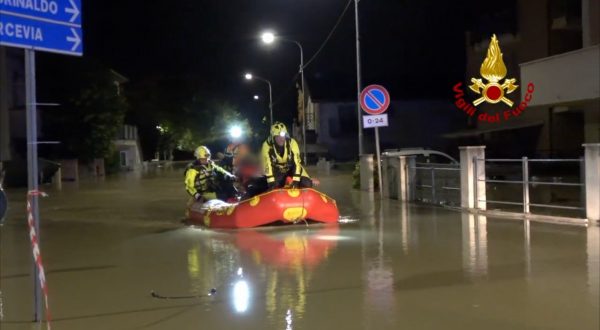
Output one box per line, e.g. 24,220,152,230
303,0,353,69
272,0,353,106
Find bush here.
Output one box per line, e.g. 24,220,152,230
352,160,379,190
105,150,121,175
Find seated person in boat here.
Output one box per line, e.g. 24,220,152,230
221,126,251,176
184,146,237,202
262,122,313,190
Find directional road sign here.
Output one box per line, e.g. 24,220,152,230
0,0,82,56
360,85,390,115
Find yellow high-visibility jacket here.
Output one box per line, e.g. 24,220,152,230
261,137,309,183
184,160,231,200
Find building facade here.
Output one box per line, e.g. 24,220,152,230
456,0,599,157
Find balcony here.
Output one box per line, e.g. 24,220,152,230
519,44,599,106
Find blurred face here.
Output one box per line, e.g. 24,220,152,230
274,135,286,146
198,157,209,165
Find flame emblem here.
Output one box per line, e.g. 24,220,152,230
469,34,518,106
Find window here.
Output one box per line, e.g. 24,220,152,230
120,151,128,167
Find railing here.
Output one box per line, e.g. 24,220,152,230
411,162,460,205
476,157,585,216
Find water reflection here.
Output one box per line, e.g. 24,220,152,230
234,226,339,271
364,199,396,320
400,205,409,254
588,226,599,299
185,233,241,296
234,225,340,326
524,219,532,279
232,279,250,313
461,213,488,278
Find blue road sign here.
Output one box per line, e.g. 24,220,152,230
0,0,82,56
360,85,390,115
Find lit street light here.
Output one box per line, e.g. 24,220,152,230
260,31,307,164
244,72,273,126
261,32,275,44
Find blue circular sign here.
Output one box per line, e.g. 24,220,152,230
360,85,390,115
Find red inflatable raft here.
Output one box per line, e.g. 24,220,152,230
187,188,339,228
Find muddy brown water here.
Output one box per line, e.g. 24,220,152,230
0,167,598,329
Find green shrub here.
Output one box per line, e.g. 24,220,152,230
352,160,379,190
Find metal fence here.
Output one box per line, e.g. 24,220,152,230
476,157,585,217
411,162,461,206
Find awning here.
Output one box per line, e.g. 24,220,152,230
442,121,544,138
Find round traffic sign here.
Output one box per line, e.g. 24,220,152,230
360,85,390,115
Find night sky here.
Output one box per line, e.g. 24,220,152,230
70,0,488,123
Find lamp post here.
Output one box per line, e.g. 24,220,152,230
354,0,364,156
245,73,273,127
261,31,307,164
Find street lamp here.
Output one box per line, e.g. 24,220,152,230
244,72,273,127
354,0,364,156
260,31,307,164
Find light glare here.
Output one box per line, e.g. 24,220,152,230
261,32,275,44
230,126,243,139
233,280,250,313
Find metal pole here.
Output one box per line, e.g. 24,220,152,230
278,39,307,163
431,166,436,204
25,49,42,322
299,44,307,165
268,80,273,127
522,156,530,214
354,0,364,156
375,127,383,195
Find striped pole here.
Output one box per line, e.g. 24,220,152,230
26,190,51,330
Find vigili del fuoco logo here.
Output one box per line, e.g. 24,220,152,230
453,34,535,123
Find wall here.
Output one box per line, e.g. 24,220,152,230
315,100,466,160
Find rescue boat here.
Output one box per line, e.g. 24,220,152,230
187,188,339,228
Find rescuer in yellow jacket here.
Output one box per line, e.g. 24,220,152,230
261,122,312,190
184,146,237,202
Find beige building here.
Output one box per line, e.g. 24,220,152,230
457,0,599,157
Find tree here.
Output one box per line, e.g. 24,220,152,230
126,77,266,160
39,56,127,162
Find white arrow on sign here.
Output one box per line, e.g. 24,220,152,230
65,0,80,23
66,28,81,51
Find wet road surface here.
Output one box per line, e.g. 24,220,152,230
1,167,598,329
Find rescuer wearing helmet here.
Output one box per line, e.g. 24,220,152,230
261,122,312,190
184,145,237,202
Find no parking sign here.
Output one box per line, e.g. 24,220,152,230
360,85,390,128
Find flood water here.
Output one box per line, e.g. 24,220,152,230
1,166,598,329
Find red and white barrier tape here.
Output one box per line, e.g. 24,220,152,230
27,190,51,330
